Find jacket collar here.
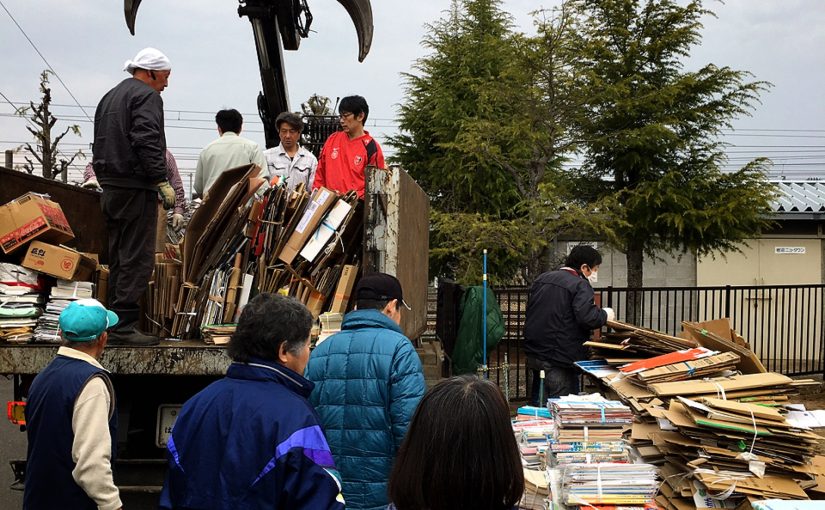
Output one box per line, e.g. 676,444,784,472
226,357,314,398
341,309,403,334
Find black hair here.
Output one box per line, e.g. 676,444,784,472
355,298,392,311
227,293,312,363
564,245,602,271
276,111,303,132
338,95,369,123
215,109,243,134
388,375,524,510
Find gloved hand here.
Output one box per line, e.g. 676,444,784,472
171,213,184,230
82,177,101,190
603,307,616,322
157,181,175,210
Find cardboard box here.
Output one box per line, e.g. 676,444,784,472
329,264,358,313
0,193,74,254
96,267,109,306
279,188,336,264
22,241,97,281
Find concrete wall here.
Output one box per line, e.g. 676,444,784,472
546,241,697,288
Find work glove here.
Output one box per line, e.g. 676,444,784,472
157,181,176,210
82,177,101,190
171,213,184,230
603,307,616,322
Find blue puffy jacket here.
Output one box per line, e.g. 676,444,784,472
159,359,344,510
305,309,426,510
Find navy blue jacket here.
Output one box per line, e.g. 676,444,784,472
524,268,608,367
93,77,167,190
305,309,426,510
159,359,344,510
24,355,116,510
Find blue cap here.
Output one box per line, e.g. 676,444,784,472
58,299,119,342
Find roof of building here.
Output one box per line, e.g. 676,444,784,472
772,181,825,213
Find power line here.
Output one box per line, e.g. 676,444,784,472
0,0,93,124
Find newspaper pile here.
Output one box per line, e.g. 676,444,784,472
33,280,94,343
0,264,44,344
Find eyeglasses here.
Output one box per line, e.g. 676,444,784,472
338,112,354,119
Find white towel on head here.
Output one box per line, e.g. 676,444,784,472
123,47,171,73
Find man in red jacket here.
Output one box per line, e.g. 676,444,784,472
312,95,385,198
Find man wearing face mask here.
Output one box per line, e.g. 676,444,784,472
523,245,615,405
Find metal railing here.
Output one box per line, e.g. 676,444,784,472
428,284,825,401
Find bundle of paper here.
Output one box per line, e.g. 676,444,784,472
632,351,740,385
201,324,236,345
50,280,94,299
0,264,45,344
34,298,72,343
551,400,634,428
143,255,183,337
649,372,793,398
520,444,543,469
562,463,658,506
520,468,550,509
516,405,552,420
656,398,822,503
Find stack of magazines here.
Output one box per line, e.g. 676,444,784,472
0,264,44,344
33,280,94,343
562,463,658,507
550,396,633,465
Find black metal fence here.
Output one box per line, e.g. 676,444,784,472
431,284,825,401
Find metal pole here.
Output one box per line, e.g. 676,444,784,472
4,150,13,169
482,249,488,379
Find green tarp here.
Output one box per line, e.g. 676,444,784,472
451,286,505,375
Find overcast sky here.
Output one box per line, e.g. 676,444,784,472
1,0,823,186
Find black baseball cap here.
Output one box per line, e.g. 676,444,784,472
354,273,411,310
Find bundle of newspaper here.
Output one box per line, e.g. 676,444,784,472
33,280,94,343
0,264,44,344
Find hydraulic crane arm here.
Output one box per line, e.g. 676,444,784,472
123,0,374,148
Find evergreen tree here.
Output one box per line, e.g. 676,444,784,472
569,0,776,302
391,0,618,283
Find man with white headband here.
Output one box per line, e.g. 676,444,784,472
92,47,174,346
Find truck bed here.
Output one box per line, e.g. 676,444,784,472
0,341,231,376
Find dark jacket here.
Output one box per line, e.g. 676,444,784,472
23,356,116,510
523,268,607,367
305,309,426,510
93,77,167,190
159,359,344,510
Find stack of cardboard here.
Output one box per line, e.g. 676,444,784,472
164,166,368,340
580,318,825,508
0,264,44,344
201,324,236,345
586,319,700,365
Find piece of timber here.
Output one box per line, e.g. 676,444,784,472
0,341,231,376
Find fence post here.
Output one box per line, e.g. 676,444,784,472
607,286,613,308
4,150,12,169
724,285,731,318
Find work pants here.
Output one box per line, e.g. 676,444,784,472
101,188,157,329
528,359,580,407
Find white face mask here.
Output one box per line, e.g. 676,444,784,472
587,271,598,284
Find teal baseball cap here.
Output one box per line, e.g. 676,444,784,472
58,299,119,342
